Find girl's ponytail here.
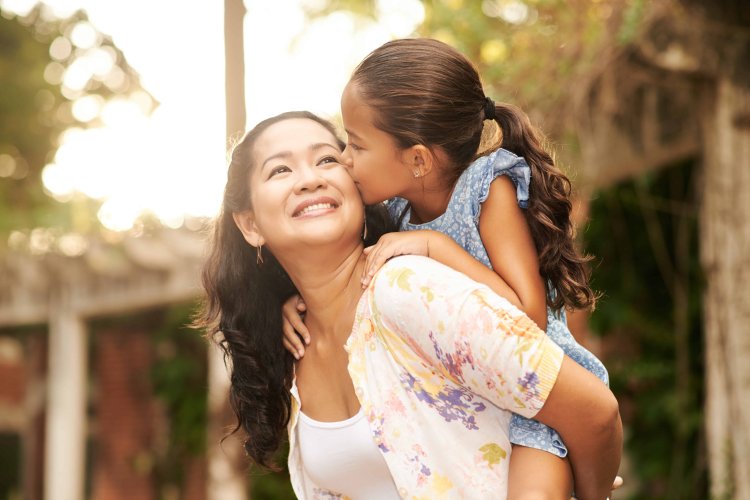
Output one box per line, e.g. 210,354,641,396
493,102,597,311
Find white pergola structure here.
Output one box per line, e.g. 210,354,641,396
0,228,225,500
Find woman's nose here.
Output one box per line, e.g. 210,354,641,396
294,165,327,192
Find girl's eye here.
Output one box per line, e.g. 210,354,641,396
347,143,362,151
267,165,291,178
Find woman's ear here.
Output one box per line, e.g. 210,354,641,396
232,210,265,248
401,144,435,178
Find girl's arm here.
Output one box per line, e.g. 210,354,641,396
478,175,548,329
362,229,523,309
361,177,548,329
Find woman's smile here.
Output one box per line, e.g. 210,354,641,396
292,196,340,218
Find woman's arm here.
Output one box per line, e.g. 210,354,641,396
534,358,622,500
478,175,548,329
371,257,621,500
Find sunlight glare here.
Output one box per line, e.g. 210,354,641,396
69,20,98,48
42,162,75,199
0,0,36,16
41,0,80,19
87,46,116,76
62,56,93,91
44,61,65,85
98,198,141,232
49,35,73,61
0,154,16,178
31,0,426,232
376,0,424,37
71,94,103,122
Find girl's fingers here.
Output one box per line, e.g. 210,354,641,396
362,245,380,287
282,338,300,360
289,316,310,344
283,325,305,355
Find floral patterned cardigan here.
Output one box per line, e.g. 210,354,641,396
287,255,565,499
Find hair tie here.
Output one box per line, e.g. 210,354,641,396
483,97,496,121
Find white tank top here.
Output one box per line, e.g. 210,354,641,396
297,407,400,499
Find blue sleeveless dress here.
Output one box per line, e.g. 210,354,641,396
386,147,608,457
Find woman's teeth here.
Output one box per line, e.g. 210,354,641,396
297,203,335,216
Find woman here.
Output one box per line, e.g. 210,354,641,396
196,111,622,499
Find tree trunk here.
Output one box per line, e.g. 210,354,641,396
206,1,248,499
700,76,750,500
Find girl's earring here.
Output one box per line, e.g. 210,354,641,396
256,244,264,264
413,169,421,178
363,216,368,241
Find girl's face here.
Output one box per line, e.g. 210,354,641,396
340,82,415,205
235,118,365,254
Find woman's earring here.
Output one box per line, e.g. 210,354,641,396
362,216,368,241
413,169,421,178
256,244,264,264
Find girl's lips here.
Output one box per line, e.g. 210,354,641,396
292,197,339,217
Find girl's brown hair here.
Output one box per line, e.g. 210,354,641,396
350,38,595,311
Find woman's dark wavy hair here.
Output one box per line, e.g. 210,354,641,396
350,38,596,311
193,111,392,469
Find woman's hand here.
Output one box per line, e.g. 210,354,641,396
534,357,623,500
362,231,432,288
282,294,309,359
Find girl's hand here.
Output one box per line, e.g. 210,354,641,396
610,475,624,497
282,294,309,359
569,472,623,499
362,231,433,288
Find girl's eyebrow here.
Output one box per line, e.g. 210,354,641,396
344,129,361,140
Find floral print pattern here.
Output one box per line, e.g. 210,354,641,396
388,148,609,458
288,256,564,498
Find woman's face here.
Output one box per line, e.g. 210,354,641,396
236,118,365,254
340,82,414,204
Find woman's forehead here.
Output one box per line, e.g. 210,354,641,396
254,118,338,157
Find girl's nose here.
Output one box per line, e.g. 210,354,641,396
341,145,354,169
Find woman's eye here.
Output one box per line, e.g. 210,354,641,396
268,165,291,178
318,155,340,166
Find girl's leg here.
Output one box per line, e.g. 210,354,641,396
508,445,573,500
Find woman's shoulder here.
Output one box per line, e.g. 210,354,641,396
374,255,453,281
369,256,476,302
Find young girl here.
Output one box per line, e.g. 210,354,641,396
283,38,612,497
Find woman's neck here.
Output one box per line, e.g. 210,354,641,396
282,244,367,342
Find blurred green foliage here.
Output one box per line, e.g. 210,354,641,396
585,160,706,499
0,6,151,244
150,304,208,493
0,11,69,235
248,444,296,500
305,0,642,161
